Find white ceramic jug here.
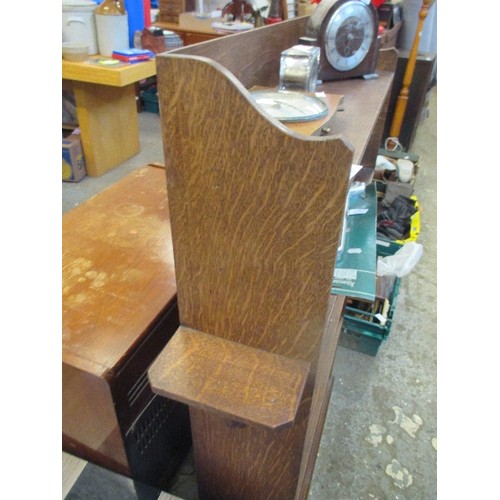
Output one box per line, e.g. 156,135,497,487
62,0,98,55
95,13,129,56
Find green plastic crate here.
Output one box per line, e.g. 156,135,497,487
339,325,386,356
339,240,402,356
141,88,159,114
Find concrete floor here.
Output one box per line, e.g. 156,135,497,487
309,86,437,499
62,85,437,499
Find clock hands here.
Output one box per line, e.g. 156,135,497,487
337,20,365,56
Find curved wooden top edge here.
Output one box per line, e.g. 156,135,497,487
156,52,354,150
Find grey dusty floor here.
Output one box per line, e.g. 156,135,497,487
62,86,437,499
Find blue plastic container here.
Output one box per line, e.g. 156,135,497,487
124,0,145,47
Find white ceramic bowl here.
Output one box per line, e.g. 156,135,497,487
62,42,89,62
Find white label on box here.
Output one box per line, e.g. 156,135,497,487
334,268,357,280
348,208,368,216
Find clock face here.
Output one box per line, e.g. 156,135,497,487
323,1,376,72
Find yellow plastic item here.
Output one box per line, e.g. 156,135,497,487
62,158,72,180
395,195,420,244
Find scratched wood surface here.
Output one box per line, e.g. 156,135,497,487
152,20,394,498
152,49,353,499
157,54,352,363
62,165,175,375
149,326,310,430
189,399,312,500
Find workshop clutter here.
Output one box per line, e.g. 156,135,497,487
137,26,183,53
340,241,402,356
377,185,420,243
62,129,87,182
377,0,403,49
139,78,159,113
374,150,420,244
339,239,423,356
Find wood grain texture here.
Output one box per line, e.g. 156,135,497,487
153,37,353,498
317,73,395,167
187,296,344,500
150,20,394,498
169,17,310,88
190,394,312,500
149,327,310,430
295,293,344,498
157,54,352,365
63,166,182,480
62,57,156,177
62,57,156,87
154,21,225,37
70,81,140,176
63,166,175,375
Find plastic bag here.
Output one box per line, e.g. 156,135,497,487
377,242,423,278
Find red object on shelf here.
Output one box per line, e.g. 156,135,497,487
143,0,151,27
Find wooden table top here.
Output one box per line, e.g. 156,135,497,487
62,56,156,87
62,165,176,376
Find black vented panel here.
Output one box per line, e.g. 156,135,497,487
106,299,192,489
111,300,180,433
131,395,177,455
124,395,192,489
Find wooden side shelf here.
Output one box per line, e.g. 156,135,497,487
149,327,310,430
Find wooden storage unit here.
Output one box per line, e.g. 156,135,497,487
62,58,156,177
62,165,192,488
148,17,395,499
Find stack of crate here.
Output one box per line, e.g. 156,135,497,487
339,240,403,356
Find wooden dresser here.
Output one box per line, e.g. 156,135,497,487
62,165,192,489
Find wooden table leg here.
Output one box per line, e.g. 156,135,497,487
69,80,141,177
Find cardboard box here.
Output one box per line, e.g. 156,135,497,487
62,132,86,182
